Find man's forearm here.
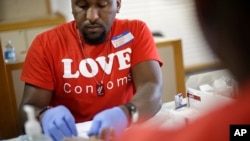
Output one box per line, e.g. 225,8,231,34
130,82,162,123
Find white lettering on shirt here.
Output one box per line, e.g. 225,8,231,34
62,48,132,78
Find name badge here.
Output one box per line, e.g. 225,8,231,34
111,31,134,48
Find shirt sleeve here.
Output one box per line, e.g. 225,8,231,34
130,20,163,68
21,35,54,90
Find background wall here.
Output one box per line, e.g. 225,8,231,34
49,0,219,69
50,0,74,22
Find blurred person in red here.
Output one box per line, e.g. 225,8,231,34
117,0,250,141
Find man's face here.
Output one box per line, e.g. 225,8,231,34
72,0,121,45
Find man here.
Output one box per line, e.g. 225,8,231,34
18,0,163,141
119,0,250,141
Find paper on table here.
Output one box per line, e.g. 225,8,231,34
2,122,92,141
76,121,92,139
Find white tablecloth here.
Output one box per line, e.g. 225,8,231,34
4,99,198,141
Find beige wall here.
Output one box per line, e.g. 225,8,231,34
0,0,49,21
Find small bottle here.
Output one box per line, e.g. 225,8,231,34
23,105,53,141
4,40,16,63
175,93,183,108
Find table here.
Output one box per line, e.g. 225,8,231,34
3,99,199,141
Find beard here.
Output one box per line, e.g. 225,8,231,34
81,29,107,45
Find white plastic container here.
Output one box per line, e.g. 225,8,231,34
23,105,52,141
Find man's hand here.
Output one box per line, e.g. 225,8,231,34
41,105,78,141
87,107,128,140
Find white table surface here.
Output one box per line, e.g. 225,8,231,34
4,99,197,141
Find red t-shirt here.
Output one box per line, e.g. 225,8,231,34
120,81,250,141
21,19,162,123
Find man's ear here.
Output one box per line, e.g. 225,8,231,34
116,0,121,13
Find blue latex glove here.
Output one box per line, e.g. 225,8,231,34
87,107,128,139
41,105,78,141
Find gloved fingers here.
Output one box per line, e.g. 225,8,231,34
87,107,128,139
42,119,53,138
87,120,101,136
49,122,65,141
63,115,78,136
54,117,72,137
99,108,127,137
40,105,78,141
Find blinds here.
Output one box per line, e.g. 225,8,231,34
116,0,219,68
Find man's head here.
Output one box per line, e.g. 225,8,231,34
194,0,250,84
72,0,121,45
